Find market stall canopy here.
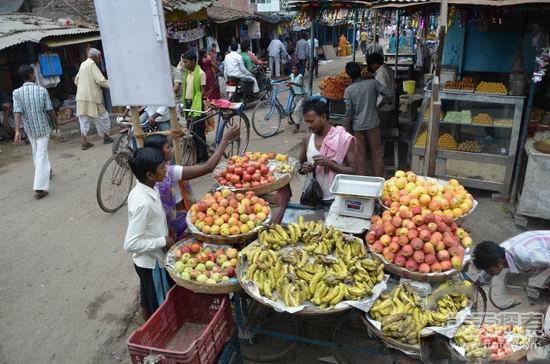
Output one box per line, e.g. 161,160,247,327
285,0,373,11
0,14,98,51
207,6,259,23
43,33,101,48
256,12,294,24
162,0,212,14
370,0,550,7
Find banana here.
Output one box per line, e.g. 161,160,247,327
321,286,340,304
274,224,289,241
329,284,346,306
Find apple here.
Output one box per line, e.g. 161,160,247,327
451,256,463,269
461,236,472,248
175,261,185,273
418,263,430,273
225,266,236,277
191,243,201,254
406,229,419,240
394,255,407,267
229,258,238,267
401,245,414,257
389,242,400,253
187,258,198,268
419,229,431,242
430,262,442,272
180,271,191,280
405,259,418,271
371,242,384,253
205,261,215,270
424,254,437,265
212,266,222,274
196,263,206,272
212,272,223,283
221,276,230,282
422,242,435,255
190,270,201,279
413,250,425,263
180,252,191,263
411,238,424,250
440,260,452,271
435,240,446,252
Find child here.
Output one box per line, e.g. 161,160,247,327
285,64,306,133
143,124,239,241
124,147,176,320
472,231,550,288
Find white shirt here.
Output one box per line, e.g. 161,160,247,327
172,165,183,203
296,39,308,60
307,39,319,58
124,182,168,269
224,51,253,79
145,105,170,123
267,39,286,58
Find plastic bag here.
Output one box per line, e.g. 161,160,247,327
300,170,323,206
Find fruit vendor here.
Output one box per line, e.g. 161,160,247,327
472,231,550,288
298,97,357,205
124,148,176,320
143,125,239,241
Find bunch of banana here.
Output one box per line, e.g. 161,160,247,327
258,224,299,250
335,236,366,265
310,273,347,308
454,324,488,358
274,272,311,307
428,294,469,326
380,313,421,345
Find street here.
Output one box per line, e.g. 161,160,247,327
1,55,549,363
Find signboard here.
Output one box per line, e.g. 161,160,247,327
248,22,261,40
93,0,174,106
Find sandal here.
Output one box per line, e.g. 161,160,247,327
34,190,49,200
81,142,94,150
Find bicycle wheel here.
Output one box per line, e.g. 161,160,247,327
222,112,250,157
180,136,197,166
112,132,131,156
96,154,134,213
252,100,282,138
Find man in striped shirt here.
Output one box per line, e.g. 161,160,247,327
13,65,57,199
473,231,550,288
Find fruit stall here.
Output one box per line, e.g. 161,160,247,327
318,69,352,122
127,160,539,362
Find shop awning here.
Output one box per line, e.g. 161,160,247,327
0,14,98,51
207,6,259,23
43,33,101,48
370,0,550,8
163,0,212,14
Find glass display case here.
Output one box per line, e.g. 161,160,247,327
410,91,525,195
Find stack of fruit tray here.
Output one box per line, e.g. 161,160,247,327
213,152,298,196
165,240,241,294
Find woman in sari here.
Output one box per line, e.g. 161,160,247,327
198,49,220,100
143,125,239,240
338,34,348,57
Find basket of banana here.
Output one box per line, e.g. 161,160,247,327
449,324,531,362
365,282,473,355
237,219,389,315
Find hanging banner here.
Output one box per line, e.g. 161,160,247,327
167,27,204,43
249,22,261,40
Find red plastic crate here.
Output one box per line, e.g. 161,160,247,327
127,286,234,364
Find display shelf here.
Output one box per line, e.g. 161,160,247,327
409,90,525,196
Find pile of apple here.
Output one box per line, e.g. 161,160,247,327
381,171,475,219
173,241,238,284
216,152,276,189
480,325,528,360
366,205,472,273
189,188,270,236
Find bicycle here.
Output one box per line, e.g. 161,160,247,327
251,80,302,138
96,104,250,213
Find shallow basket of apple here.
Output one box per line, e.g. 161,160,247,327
165,239,241,294
213,152,297,195
380,171,478,221
449,324,531,362
187,188,271,244
365,206,472,282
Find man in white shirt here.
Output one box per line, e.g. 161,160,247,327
267,37,287,79
368,53,395,113
307,36,320,77
125,147,175,319
140,105,170,131
224,43,259,93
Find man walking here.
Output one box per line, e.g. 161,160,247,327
267,37,286,79
307,35,319,78
295,32,308,76
12,65,57,199
343,62,391,177
75,48,111,150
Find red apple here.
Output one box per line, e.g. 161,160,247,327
413,250,425,263
405,259,419,271
424,254,437,265
371,242,384,253
423,242,435,255
440,260,452,271
418,263,430,273
394,255,407,267
411,238,424,250
419,229,431,242
389,242,400,253
401,245,414,258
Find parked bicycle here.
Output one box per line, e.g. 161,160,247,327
96,103,250,213
251,80,301,138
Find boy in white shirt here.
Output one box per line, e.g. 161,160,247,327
125,147,176,319
285,64,306,133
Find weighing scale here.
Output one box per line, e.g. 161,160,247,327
325,175,385,234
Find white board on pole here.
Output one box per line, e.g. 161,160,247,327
93,0,174,107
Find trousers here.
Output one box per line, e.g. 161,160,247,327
78,111,111,137
269,56,281,78
29,134,51,191
354,127,384,177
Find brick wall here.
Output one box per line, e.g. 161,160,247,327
28,0,98,22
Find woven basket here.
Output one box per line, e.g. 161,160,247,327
362,316,421,358
164,240,241,294
379,177,479,221
186,209,271,245
368,248,464,282
212,157,298,195
237,260,351,317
